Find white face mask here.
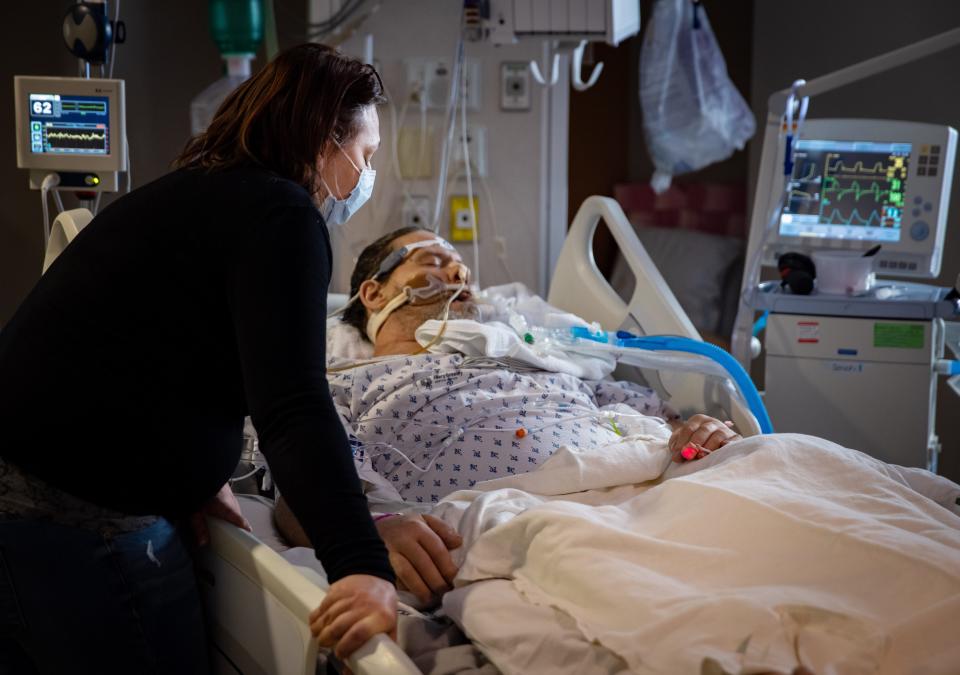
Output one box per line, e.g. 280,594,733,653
320,146,376,228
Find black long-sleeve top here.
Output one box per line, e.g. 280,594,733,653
0,165,392,583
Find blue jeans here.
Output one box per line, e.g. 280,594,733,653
0,517,210,674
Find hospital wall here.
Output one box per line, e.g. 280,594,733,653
749,0,960,480
0,0,223,326
0,0,557,325
324,0,561,296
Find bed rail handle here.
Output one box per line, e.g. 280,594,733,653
547,195,699,340
203,517,423,675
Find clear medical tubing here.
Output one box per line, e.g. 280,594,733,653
615,334,774,434
521,325,766,430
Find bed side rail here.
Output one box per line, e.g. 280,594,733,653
547,196,762,437
198,517,421,675
547,195,700,340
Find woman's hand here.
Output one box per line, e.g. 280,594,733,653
190,482,252,546
310,574,398,660
669,414,741,463
377,514,462,605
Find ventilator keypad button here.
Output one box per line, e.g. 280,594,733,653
910,221,930,241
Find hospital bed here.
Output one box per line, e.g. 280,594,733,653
40,196,760,673
195,195,764,675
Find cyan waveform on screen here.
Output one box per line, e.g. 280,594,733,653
824,208,883,226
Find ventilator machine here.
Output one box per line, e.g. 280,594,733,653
733,28,960,471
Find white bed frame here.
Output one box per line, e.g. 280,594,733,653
196,511,420,675
199,196,758,674
548,196,762,438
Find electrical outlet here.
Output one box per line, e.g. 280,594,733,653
450,195,479,242
405,58,481,110
451,125,487,177
402,195,431,229
501,61,531,111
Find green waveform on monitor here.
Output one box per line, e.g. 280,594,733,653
60,102,106,113
822,177,892,202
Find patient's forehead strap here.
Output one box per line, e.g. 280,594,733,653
373,238,456,280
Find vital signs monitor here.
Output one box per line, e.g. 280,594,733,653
13,76,127,192
765,119,956,278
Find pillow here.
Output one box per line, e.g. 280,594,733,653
327,318,374,360
609,225,743,335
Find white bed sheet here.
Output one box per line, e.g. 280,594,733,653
433,434,960,675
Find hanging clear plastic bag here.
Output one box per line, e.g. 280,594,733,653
640,0,756,193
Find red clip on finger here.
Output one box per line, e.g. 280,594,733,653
680,443,711,461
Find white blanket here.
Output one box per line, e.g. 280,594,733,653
435,434,960,675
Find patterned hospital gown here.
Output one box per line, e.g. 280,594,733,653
328,353,676,504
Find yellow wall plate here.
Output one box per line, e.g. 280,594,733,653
450,195,479,242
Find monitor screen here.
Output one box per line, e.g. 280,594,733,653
28,93,110,156
779,139,910,243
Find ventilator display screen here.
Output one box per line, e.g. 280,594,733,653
779,139,909,242
28,93,110,156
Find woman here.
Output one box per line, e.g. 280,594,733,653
0,44,395,673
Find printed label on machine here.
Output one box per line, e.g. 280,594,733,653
827,361,865,374
796,321,820,344
873,323,924,349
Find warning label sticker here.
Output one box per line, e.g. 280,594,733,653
796,321,820,344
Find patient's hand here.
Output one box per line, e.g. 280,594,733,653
668,414,741,463
189,482,252,546
376,514,462,605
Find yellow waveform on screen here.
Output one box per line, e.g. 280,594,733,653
827,160,888,175
46,130,106,141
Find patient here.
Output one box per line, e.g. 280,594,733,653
276,227,741,603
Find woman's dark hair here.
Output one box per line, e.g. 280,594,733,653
175,43,385,194
342,226,429,340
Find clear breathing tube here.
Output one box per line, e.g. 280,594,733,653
327,238,460,320
326,268,471,373
357,402,658,473
404,271,468,353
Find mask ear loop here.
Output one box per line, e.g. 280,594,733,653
319,139,364,204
